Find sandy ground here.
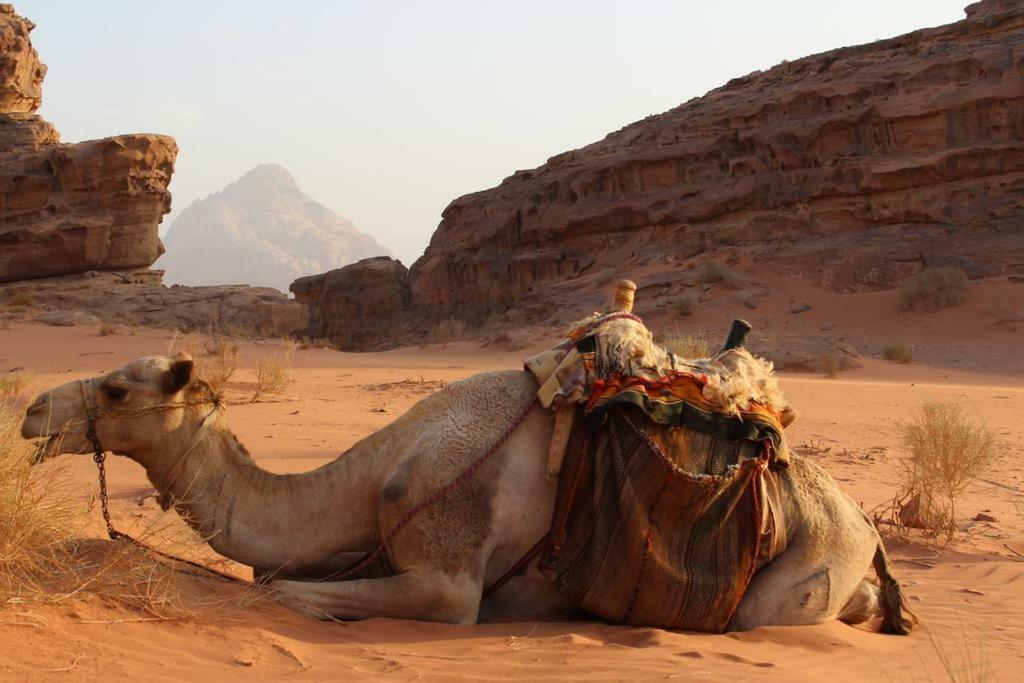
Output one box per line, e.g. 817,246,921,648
1,298,1023,680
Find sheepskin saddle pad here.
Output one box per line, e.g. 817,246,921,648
527,313,789,631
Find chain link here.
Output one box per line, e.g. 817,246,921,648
92,449,121,541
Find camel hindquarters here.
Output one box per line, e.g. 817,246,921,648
732,457,910,633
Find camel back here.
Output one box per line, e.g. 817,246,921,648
527,309,788,631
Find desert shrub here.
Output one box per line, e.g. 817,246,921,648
431,317,467,344
197,336,239,397
665,331,712,359
698,261,745,288
883,342,913,363
250,347,296,402
897,402,997,539
98,323,119,336
986,292,1024,324
819,352,840,378
674,293,696,317
7,291,32,307
899,267,969,312
0,399,83,596
0,372,29,396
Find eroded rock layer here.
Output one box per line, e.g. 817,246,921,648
0,5,177,284
302,0,1024,349
0,270,308,338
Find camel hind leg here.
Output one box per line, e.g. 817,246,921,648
732,501,880,630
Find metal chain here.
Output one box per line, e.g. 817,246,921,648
92,449,122,541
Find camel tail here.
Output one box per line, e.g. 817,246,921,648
872,540,916,635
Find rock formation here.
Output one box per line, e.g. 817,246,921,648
292,257,412,348
300,0,1024,349
158,164,392,292
0,270,307,337
0,5,177,283
0,5,307,338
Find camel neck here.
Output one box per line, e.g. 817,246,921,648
141,421,385,570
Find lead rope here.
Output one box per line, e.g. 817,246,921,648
90,437,248,584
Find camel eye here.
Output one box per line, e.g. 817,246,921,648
103,385,129,402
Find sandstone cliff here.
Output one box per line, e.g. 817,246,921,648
158,164,392,292
298,0,1024,349
0,4,177,284
0,5,306,338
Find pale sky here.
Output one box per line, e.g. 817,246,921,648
20,0,968,266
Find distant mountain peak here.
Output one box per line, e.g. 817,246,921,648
156,165,393,292
234,163,298,189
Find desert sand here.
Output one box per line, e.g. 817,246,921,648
1,278,1022,681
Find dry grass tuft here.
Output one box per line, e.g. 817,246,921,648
7,290,32,307
250,345,296,402
698,261,745,288
0,372,30,396
883,342,913,363
98,322,119,336
431,317,467,345
899,266,969,312
197,336,239,397
986,292,1024,324
664,330,712,360
0,399,83,596
673,293,696,317
896,401,997,540
819,352,840,378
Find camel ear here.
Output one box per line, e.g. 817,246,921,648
163,359,194,394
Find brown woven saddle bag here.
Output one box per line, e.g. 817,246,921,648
538,404,785,632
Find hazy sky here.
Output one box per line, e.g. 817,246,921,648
21,0,968,266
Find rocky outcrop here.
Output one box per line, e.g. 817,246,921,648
158,164,392,292
0,5,177,284
1,270,308,338
0,5,306,339
291,257,412,349
304,0,1024,349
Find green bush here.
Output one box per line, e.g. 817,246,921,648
899,267,969,312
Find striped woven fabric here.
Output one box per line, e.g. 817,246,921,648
539,404,786,632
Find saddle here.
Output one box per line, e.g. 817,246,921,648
525,283,790,631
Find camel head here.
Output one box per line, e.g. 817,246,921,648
21,354,199,465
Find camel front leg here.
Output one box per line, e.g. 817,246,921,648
271,571,483,624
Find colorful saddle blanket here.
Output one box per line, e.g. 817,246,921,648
527,313,788,631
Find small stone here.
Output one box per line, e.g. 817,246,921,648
743,298,759,310
789,304,812,314
232,656,254,667
974,512,998,523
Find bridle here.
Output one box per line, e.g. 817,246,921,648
78,378,243,583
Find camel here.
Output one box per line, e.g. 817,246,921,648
20,353,914,634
